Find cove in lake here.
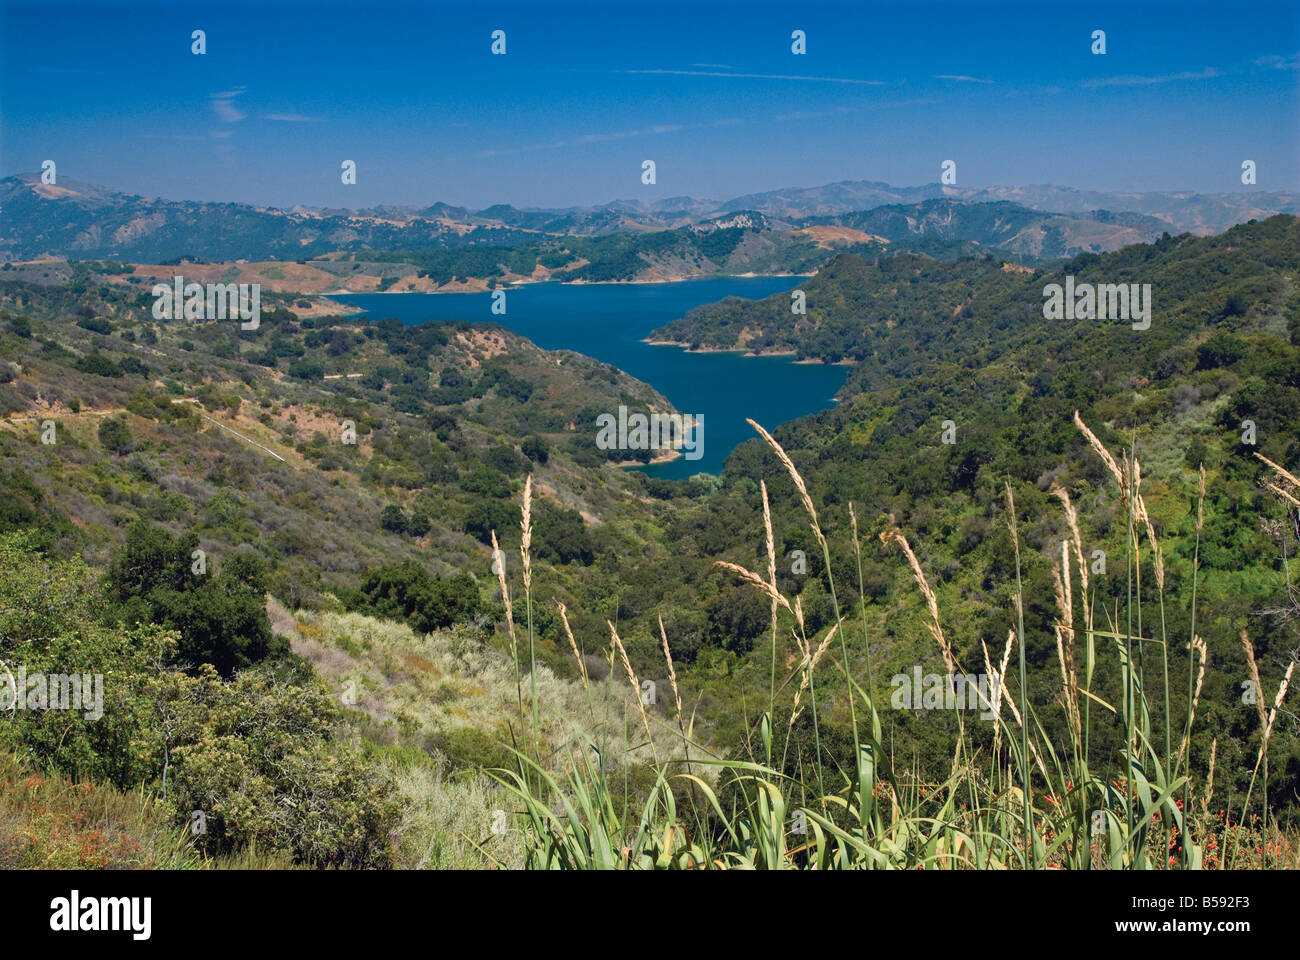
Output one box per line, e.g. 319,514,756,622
330,278,848,479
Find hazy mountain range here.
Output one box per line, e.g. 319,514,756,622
715,180,1300,233
2,173,1295,269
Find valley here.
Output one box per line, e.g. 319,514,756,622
3,209,1298,870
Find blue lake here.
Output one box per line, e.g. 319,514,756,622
330,278,848,479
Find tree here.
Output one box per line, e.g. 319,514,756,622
521,434,549,464
327,329,354,356
98,416,133,454
76,351,122,377
1222,293,1249,318
349,561,483,633
103,522,287,678
533,502,594,565
464,499,521,545
706,585,768,654
485,444,530,477
379,505,408,534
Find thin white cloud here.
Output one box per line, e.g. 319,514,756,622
773,97,942,123
475,123,685,158
1004,84,1064,98
620,68,886,85
261,113,318,122
210,88,247,123
1255,52,1300,70
575,124,681,144
934,74,994,84
1083,67,1219,88
692,63,733,69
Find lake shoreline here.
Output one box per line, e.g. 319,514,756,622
643,338,853,365
322,271,816,302
329,279,846,479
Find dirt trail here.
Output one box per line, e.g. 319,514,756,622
1,403,294,466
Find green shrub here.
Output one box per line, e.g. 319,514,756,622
348,561,483,634
429,726,515,773
103,521,289,678
0,535,397,868
98,415,133,454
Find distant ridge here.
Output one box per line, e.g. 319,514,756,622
717,180,1300,234
1,172,1295,264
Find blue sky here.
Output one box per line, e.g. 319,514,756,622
2,0,1297,209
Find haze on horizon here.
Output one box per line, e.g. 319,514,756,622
2,0,1298,210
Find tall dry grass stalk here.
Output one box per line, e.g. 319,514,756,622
761,479,779,732
1234,630,1295,863
1131,455,1165,592
880,517,958,675
608,621,658,766
1242,630,1268,733
1178,463,1207,807
1052,540,1082,738
521,475,533,593
746,418,826,554
1264,482,1300,510
1074,410,1126,493
556,600,587,690
1050,481,1089,594
982,631,1017,760
1256,450,1300,514
1178,635,1207,767
1248,455,1299,760
791,596,808,661
744,419,854,792
521,475,539,747
1262,661,1295,752
658,616,683,719
1255,452,1300,490
659,614,693,778
714,560,795,620
1075,414,1176,816
1004,480,1036,866
1073,412,1165,590
490,529,516,663
789,619,840,727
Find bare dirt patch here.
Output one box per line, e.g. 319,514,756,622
454,329,509,366
793,226,889,248
266,402,372,454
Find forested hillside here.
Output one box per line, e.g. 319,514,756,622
649,216,1300,810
